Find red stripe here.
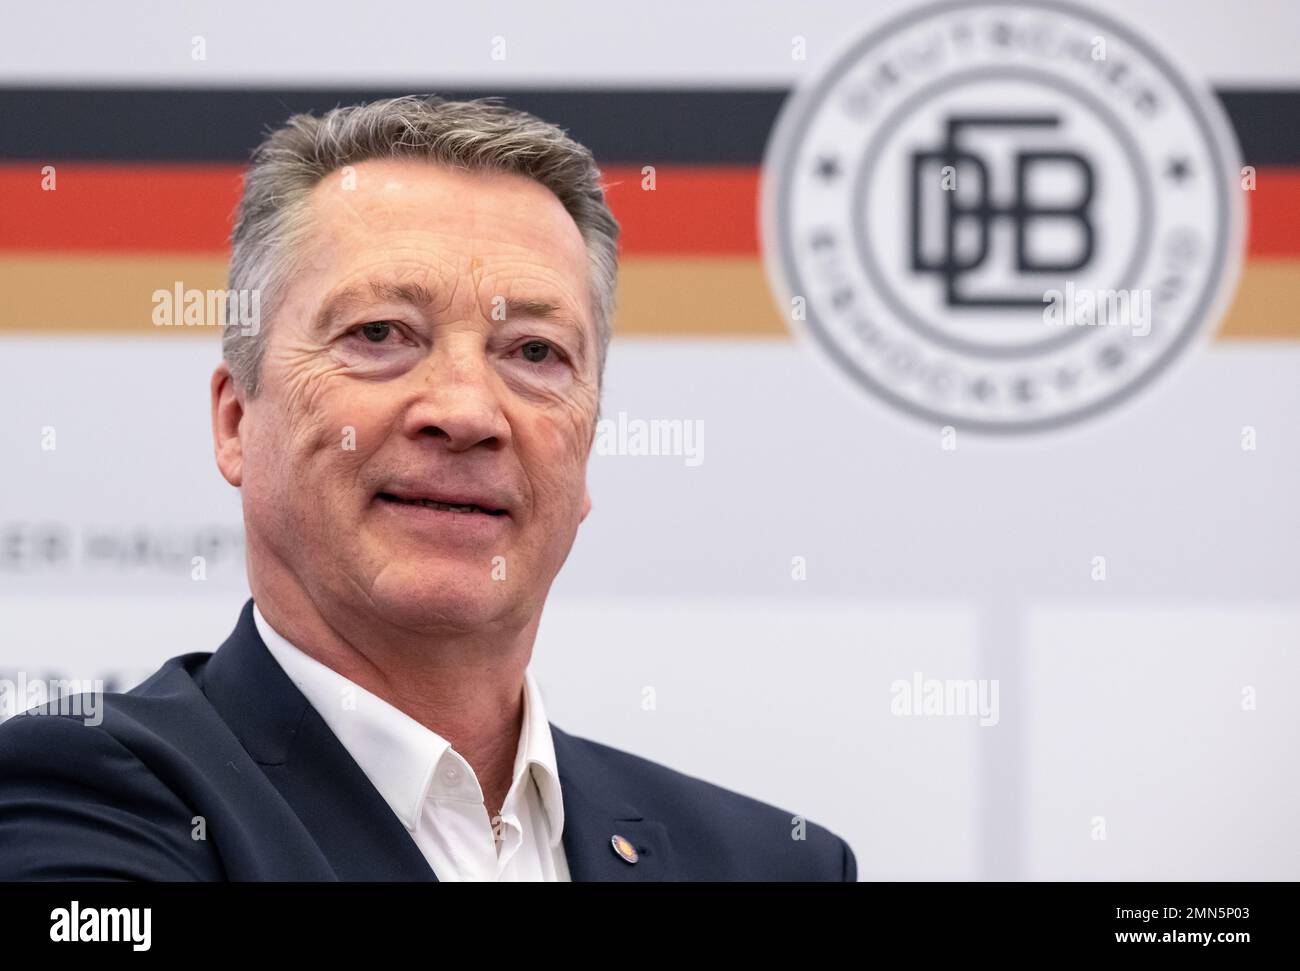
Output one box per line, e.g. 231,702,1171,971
600,165,758,254
1246,169,1300,257
0,163,1296,257
0,164,244,252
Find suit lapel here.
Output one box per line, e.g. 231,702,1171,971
201,599,438,881
202,600,675,881
550,725,674,881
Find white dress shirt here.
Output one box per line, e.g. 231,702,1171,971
252,604,570,882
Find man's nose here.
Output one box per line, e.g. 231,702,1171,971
400,341,511,452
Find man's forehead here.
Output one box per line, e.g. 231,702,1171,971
288,160,595,337
311,158,563,215
303,161,588,270
320,276,581,325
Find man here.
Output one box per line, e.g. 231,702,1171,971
0,95,856,881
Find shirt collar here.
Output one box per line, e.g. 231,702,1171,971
251,603,565,848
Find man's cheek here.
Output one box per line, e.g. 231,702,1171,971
279,372,376,460
304,420,375,512
530,467,587,538
529,404,597,469
277,352,356,424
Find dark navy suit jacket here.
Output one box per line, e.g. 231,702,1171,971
0,600,856,881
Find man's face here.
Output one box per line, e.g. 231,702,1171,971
221,158,599,634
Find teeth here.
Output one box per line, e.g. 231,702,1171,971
418,499,477,513
392,496,482,513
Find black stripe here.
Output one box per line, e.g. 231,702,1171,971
1214,89,1300,166
0,87,1295,165
0,88,787,164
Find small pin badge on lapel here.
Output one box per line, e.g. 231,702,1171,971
610,834,639,864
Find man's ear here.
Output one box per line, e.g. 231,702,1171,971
211,362,245,487
579,483,592,523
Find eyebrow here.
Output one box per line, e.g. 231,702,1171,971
315,279,589,359
315,280,435,333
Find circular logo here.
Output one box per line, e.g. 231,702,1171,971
760,0,1245,433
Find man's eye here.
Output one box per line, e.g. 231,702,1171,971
520,340,555,364
355,321,395,343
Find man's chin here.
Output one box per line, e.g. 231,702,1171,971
363,568,511,634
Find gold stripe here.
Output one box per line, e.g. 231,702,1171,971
0,255,230,335
1215,261,1300,340
0,253,1296,340
612,257,788,337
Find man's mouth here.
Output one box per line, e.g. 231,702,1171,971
376,493,509,517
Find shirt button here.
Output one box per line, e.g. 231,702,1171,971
443,764,460,783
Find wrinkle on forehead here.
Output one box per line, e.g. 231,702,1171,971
301,160,596,329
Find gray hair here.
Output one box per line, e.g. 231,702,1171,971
222,94,620,396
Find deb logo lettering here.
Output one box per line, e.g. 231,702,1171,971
761,0,1245,433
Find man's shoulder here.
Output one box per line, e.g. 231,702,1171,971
0,655,226,880
550,725,857,881
0,651,217,751
1,651,209,737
